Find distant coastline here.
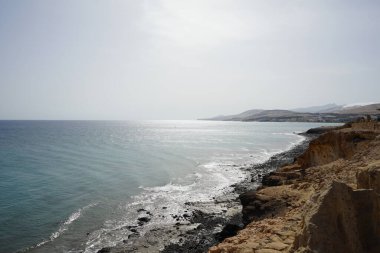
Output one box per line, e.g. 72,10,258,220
201,103,380,123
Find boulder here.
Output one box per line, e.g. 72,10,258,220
240,191,287,225
262,171,302,186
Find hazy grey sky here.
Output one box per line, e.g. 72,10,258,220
0,0,379,120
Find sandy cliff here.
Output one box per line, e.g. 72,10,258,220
209,121,380,253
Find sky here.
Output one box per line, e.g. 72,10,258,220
0,0,379,120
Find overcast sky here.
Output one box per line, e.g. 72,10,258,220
0,0,379,120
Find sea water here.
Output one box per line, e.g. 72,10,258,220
0,120,337,253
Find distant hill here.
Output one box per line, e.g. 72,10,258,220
201,103,380,123
204,109,264,121
291,103,343,113
335,103,380,115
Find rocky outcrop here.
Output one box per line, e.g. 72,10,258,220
261,169,302,187
261,127,378,187
209,122,380,253
239,191,287,225
305,125,346,135
292,181,380,253
295,130,377,169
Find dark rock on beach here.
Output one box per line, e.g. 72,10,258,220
97,247,112,253
137,217,151,223
215,224,242,242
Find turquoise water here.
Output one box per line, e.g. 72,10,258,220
0,120,333,253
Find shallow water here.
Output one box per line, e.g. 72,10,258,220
0,120,337,253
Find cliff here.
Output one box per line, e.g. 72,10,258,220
209,121,380,253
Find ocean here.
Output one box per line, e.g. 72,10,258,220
0,120,335,253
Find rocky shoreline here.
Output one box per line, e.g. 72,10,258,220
98,131,319,253
161,134,318,253
210,120,380,253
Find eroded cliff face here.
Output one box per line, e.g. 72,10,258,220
261,124,378,188
293,180,380,253
209,121,380,253
357,161,380,194
295,130,377,169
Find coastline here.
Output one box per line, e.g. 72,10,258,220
99,131,318,253
161,133,317,253
210,120,380,253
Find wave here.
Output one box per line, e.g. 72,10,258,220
83,161,249,253
31,203,97,249
253,135,306,168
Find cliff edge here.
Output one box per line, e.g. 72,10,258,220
209,121,380,253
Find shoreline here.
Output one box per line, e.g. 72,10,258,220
160,132,317,253
100,132,318,253
209,120,380,253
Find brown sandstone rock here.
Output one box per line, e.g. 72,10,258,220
292,181,380,253
357,161,380,194
239,191,287,225
295,130,377,169
262,171,302,187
